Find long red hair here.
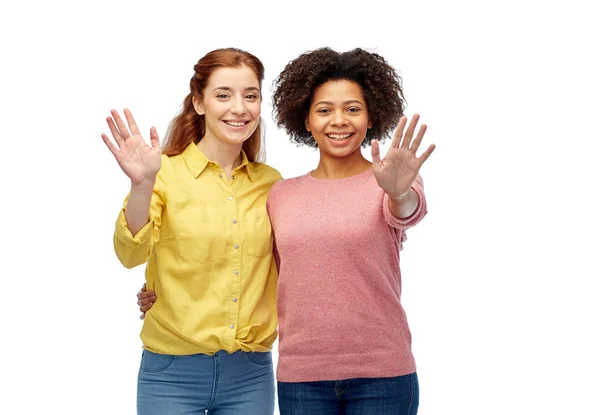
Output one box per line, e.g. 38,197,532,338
162,48,265,162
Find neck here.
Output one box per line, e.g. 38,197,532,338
197,136,243,177
312,147,372,179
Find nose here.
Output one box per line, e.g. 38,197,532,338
230,96,247,115
331,110,348,127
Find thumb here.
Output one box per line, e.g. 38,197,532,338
150,127,161,149
371,139,381,164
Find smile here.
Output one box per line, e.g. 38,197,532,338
326,133,353,141
223,120,250,127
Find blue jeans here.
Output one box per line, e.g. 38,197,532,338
137,349,275,415
277,373,419,415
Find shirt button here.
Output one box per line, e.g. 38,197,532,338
234,244,239,249
232,219,237,224
219,173,223,178
234,270,239,275
228,196,233,201
229,323,235,329
232,176,235,180
232,297,238,303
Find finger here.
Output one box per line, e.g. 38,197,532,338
417,143,436,167
124,108,141,137
139,290,155,298
140,302,154,313
106,116,124,145
140,313,145,320
401,232,407,242
139,295,156,305
111,109,131,139
409,124,427,154
150,126,161,149
401,114,420,149
371,139,381,164
101,133,119,156
390,116,407,148
141,283,147,292
140,297,157,307
139,292,157,301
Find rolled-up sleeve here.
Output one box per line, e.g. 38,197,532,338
113,171,166,269
383,174,427,230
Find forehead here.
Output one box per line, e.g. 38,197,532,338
311,80,365,103
206,65,260,89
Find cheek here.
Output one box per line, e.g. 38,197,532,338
357,118,370,132
249,103,262,119
205,103,226,118
308,116,327,132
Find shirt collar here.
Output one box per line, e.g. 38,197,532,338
181,142,209,178
238,149,255,182
182,141,255,181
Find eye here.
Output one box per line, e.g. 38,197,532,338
245,94,259,100
216,93,229,99
317,108,331,114
348,107,361,113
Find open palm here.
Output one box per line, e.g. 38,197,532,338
101,109,162,185
371,114,435,198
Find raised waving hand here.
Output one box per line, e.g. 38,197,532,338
101,108,162,185
371,114,435,199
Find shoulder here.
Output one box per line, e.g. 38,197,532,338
269,173,309,197
157,153,179,172
250,162,283,183
154,153,179,180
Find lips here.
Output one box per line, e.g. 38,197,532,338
223,120,250,127
326,132,353,141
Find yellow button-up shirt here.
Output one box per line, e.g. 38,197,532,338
114,142,282,355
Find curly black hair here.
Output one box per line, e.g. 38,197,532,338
271,47,405,148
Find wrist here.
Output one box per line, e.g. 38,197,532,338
388,188,412,203
130,178,156,192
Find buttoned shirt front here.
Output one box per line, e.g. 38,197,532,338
114,142,281,355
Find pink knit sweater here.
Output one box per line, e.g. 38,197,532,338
267,169,427,382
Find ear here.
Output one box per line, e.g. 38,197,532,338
305,117,311,132
192,96,205,115
368,119,373,129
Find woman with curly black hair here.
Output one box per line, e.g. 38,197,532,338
268,47,435,414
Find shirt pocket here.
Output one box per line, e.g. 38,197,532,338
173,201,227,264
244,207,273,257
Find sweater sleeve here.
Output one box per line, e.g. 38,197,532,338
382,174,427,230
266,183,280,272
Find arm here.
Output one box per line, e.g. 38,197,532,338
372,114,434,223
125,180,156,236
101,108,163,268
387,187,419,219
113,180,165,268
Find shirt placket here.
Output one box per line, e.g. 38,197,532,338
219,168,242,350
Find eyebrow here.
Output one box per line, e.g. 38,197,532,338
313,99,364,107
213,86,260,92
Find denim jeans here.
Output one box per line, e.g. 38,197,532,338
137,349,275,415
277,373,419,415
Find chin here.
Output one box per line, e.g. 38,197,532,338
322,141,363,158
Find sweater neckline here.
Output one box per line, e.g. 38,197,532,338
304,168,373,183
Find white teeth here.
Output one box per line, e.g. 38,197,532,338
328,134,351,140
225,121,245,127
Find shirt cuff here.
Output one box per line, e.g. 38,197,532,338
114,208,154,247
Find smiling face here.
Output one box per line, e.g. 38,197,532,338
305,79,372,160
193,65,261,146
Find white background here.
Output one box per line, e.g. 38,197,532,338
1,0,599,414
